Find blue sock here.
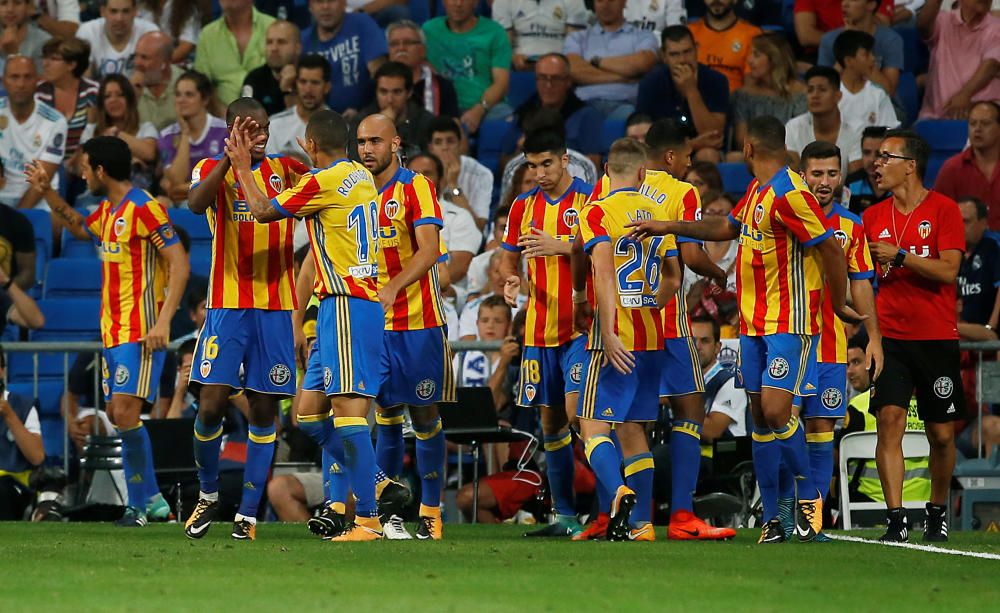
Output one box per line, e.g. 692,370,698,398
752,426,781,522
624,452,654,526
777,460,795,500
584,435,624,496
323,429,349,508
774,415,816,499
119,422,152,508
335,417,379,518
193,416,224,495
298,412,334,449
669,419,702,514
238,425,276,519
414,417,446,508
807,433,835,500
138,423,159,502
375,409,406,481
544,430,576,518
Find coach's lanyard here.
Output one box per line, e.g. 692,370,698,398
885,190,927,277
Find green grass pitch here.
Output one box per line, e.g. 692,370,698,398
1,524,998,611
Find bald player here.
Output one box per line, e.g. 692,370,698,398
357,114,454,540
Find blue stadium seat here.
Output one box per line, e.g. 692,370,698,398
409,0,431,23
6,352,73,383
477,118,515,176
167,208,212,243
20,208,53,290
913,120,968,157
896,72,919,127
61,227,97,259
508,71,537,109
924,154,948,188
600,119,626,155
5,381,64,417
45,258,102,299
30,298,101,342
895,26,929,75
39,415,66,463
717,163,754,195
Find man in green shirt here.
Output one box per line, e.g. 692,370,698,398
133,31,183,131
193,0,273,106
422,0,511,134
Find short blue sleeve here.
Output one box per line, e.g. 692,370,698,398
875,26,904,71
701,66,730,114
817,30,837,67
360,13,388,60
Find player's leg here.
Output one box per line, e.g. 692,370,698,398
410,403,445,539
227,391,279,541
374,333,406,481
299,389,349,538
329,395,383,541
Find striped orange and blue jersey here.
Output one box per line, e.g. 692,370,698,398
579,187,677,352
191,154,309,311
503,177,592,347
727,168,832,337
271,159,380,302
85,187,180,348
377,167,447,330
818,203,874,363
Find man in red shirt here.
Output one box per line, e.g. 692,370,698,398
863,129,965,544
934,101,1000,229
794,0,894,51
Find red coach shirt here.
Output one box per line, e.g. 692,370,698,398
862,190,965,341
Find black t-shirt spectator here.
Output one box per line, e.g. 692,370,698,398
242,66,288,116
958,236,1000,325
0,204,35,286
636,63,729,126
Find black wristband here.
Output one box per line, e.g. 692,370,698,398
893,249,906,268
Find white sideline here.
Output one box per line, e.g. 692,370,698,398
828,534,1000,561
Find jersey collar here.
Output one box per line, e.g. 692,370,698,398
607,186,639,196
541,178,577,205
378,165,404,195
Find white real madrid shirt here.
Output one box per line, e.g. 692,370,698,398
493,0,591,57
77,17,161,79
265,106,310,165
0,99,68,207
839,81,900,129
624,0,687,39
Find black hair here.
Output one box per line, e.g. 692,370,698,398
523,129,567,156
225,97,265,125
82,136,132,181
173,225,191,253
297,53,332,83
862,125,889,141
957,196,988,220
804,65,840,90
661,25,694,47
746,116,786,155
521,107,566,136
847,333,867,353
625,111,653,129
374,61,413,91
800,140,842,169
428,116,462,140
305,109,349,154
833,30,875,67
883,128,930,179
691,315,721,343
176,69,214,100
178,338,198,358
645,118,689,154
409,151,444,181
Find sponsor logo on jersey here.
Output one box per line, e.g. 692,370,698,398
114,217,127,237
918,220,932,239
269,174,283,193
569,362,582,385
933,376,953,399
754,203,765,225
269,363,292,386
834,229,849,249
114,364,129,386
415,378,436,400
384,199,400,219
563,207,579,228
768,357,789,380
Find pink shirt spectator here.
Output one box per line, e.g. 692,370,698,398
920,9,1000,120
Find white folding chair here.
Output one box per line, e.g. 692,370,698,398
838,431,930,529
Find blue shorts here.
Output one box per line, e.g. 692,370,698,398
189,308,296,395
797,362,848,419
738,334,819,396
301,296,383,397
577,349,665,423
377,326,456,407
101,342,165,404
659,336,706,398
517,335,587,407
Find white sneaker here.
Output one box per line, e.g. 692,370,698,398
382,514,413,540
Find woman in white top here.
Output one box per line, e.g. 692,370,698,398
137,0,207,63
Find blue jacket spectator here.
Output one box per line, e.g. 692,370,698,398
816,0,903,97
0,351,45,520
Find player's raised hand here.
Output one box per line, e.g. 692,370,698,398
625,219,672,241
503,274,521,307
224,120,252,169
601,333,635,375
24,160,52,194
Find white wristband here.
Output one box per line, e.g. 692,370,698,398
572,289,588,304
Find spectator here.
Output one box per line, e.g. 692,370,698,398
132,30,181,131
690,315,746,442
137,0,205,63
687,0,784,27
386,20,459,119
346,0,410,28
0,203,35,289
494,0,588,71
730,32,807,155
636,26,728,161
357,61,435,159
424,0,512,133
833,30,899,128
408,152,479,288
87,74,159,189
194,0,273,106
76,0,159,79
0,260,43,327
818,0,904,97
30,0,80,40
956,196,1000,330
918,0,1000,120
0,57,67,210
683,190,738,303
454,293,512,386
625,110,652,142
268,54,330,164
624,0,686,39
688,0,762,93
934,101,1000,226
564,0,658,120
0,349,45,520
467,205,515,299
785,66,863,176
846,125,892,213
684,159,723,198
241,20,300,117
36,37,99,171
302,0,386,118
460,252,527,340
427,116,493,230
0,0,51,73
794,0,894,51
508,53,603,168
158,70,227,204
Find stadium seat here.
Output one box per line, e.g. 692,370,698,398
409,0,431,23
913,120,968,157
39,415,66,464
33,381,65,417
838,431,929,529
600,119,626,155
45,258,102,299
20,208,53,290
896,72,919,127
167,208,212,242
30,298,102,342
924,154,948,188
717,163,753,195
508,71,537,110
477,118,515,177
895,26,929,75
190,244,213,278
61,227,97,259
6,351,74,383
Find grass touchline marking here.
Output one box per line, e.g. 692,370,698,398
829,534,1000,560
